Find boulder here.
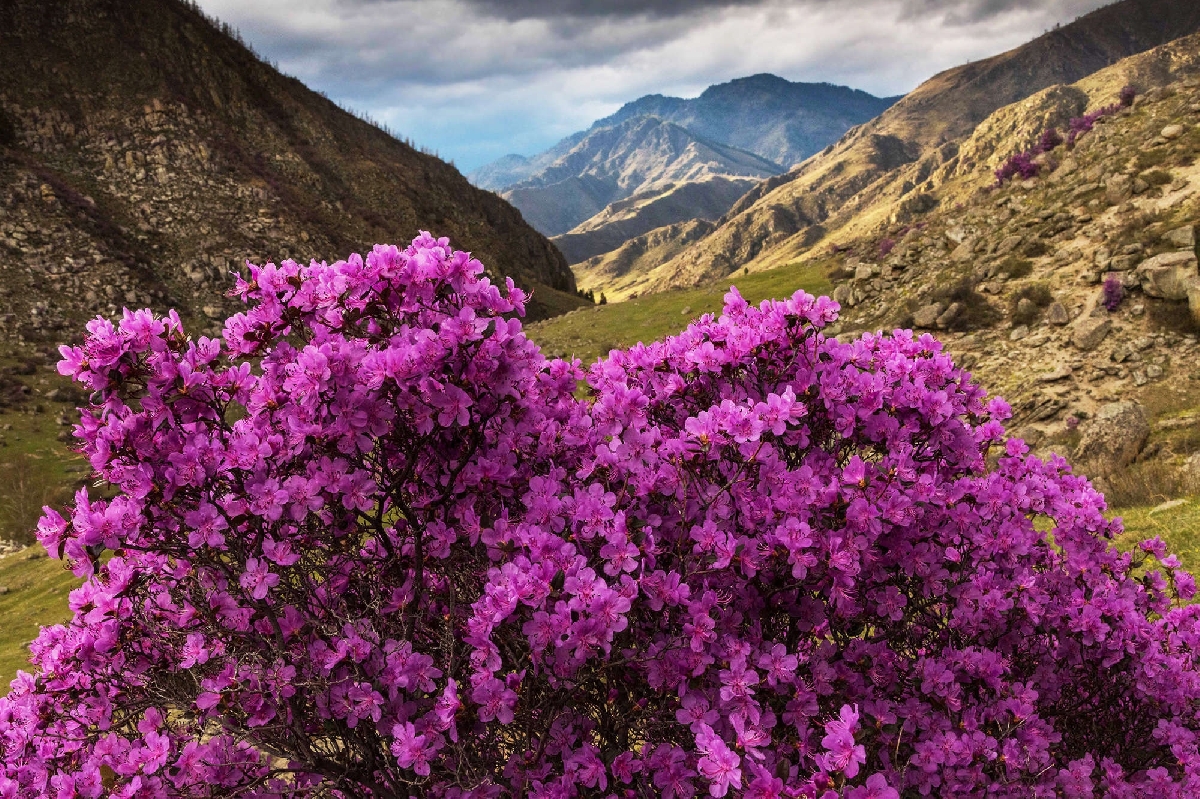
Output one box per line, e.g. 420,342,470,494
1045,302,1070,325
1190,282,1200,326
832,284,854,307
913,303,944,329
995,235,1023,256
1137,250,1199,299
951,239,975,263
1162,124,1185,140
935,302,962,329
1105,174,1133,205
1164,224,1196,249
1071,317,1111,351
1074,401,1150,471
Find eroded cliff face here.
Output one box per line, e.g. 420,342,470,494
0,0,580,348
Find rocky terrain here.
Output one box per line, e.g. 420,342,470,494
0,0,581,357
612,0,1200,298
818,72,1200,499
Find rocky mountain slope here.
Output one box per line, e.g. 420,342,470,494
818,69,1200,499
470,74,898,192
472,75,896,269
622,0,1200,297
0,0,581,352
500,116,781,238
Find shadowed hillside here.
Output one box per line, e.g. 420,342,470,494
0,0,582,347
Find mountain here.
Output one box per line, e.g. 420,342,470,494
586,75,901,170
500,116,782,238
468,75,898,191
528,58,1200,503
0,0,582,352
636,0,1200,295
468,75,897,270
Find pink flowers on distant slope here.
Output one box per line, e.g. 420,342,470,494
2,231,1199,797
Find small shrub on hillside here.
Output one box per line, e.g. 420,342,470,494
1143,169,1173,187
1020,239,1049,259
1010,283,1054,325
0,453,73,546
827,263,856,281
1067,103,1121,146
878,237,895,257
1138,149,1170,170
1120,84,1138,108
1103,275,1125,312
929,276,1002,331
994,150,1040,185
1038,126,1064,153
998,255,1035,279
1103,458,1199,509
7,236,1200,797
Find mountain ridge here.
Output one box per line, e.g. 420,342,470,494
639,0,1200,294
469,74,897,192
0,0,581,351
499,115,782,238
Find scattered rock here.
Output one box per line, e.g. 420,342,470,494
995,235,1023,256
1138,250,1200,300
935,303,962,329
1038,365,1072,382
1161,124,1185,140
1164,224,1196,249
913,303,945,329
680,306,691,315
1071,317,1111,351
1105,174,1133,205
1045,302,1069,325
1074,401,1149,471
1009,325,1029,341
950,240,975,263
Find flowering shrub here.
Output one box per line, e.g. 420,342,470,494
3,234,1200,797
1067,103,1122,146
996,88,1134,186
1104,274,1125,312
877,237,895,257
994,150,1041,185
1038,126,1064,153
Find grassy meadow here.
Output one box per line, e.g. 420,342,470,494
527,259,833,365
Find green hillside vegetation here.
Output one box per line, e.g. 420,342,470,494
526,258,834,365
0,547,79,687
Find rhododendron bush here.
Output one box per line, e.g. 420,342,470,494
4,233,1200,798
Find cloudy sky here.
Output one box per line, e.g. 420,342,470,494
194,0,1114,172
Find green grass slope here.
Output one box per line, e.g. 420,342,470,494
526,258,833,365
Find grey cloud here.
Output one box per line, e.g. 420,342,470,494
196,0,1113,171
897,0,1111,25
457,0,765,20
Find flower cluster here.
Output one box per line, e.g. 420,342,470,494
2,233,1199,798
1103,274,1125,312
995,88,1135,186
